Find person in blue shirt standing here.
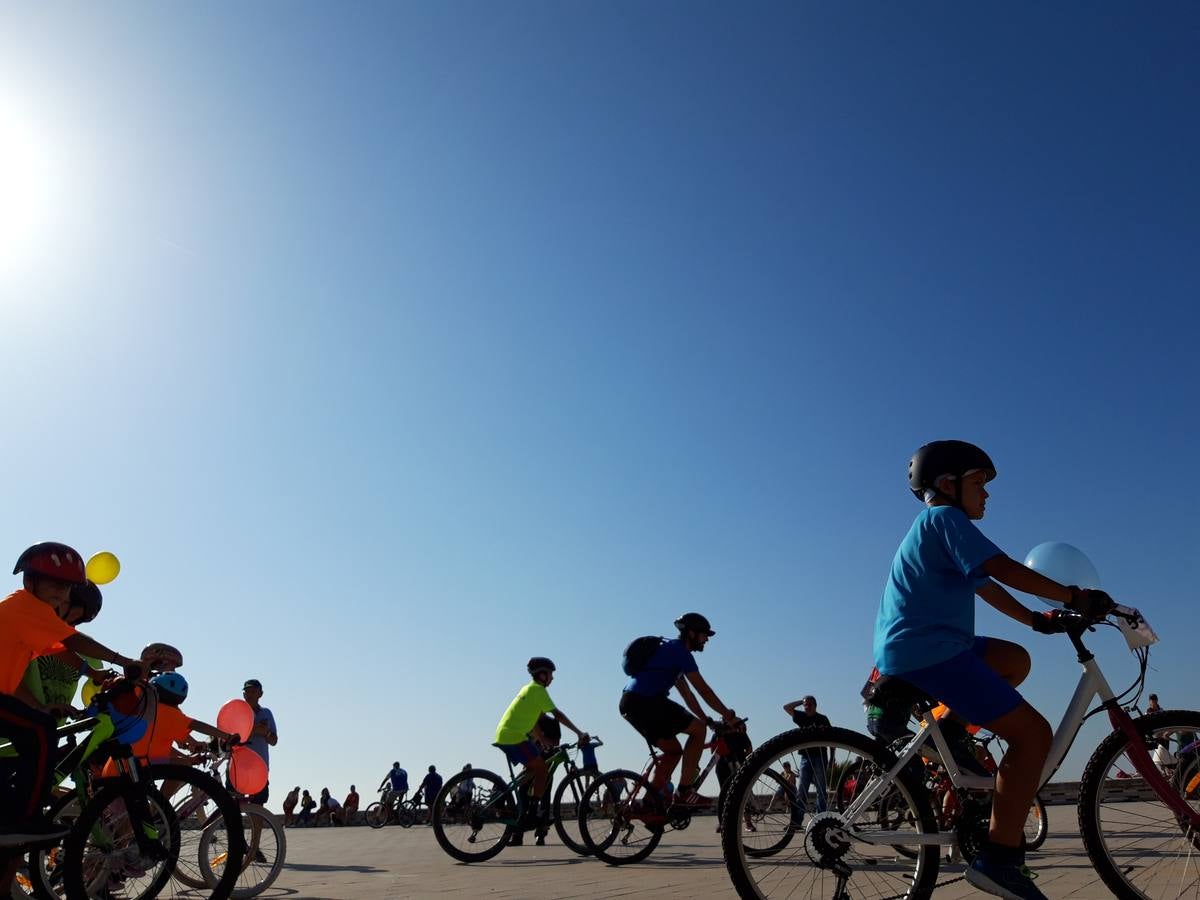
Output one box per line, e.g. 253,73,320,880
620,613,738,808
875,441,1113,900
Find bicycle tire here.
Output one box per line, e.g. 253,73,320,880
1024,794,1048,851
364,802,389,829
60,780,179,900
396,802,417,828
1078,708,1200,900
741,767,801,858
721,726,940,900
431,769,515,863
552,768,598,856
155,763,246,899
199,804,286,899
25,792,80,900
578,769,665,865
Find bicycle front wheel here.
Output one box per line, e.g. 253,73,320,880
364,802,389,829
396,802,417,828
61,781,179,900
200,804,286,899
1024,794,1048,851
552,768,599,856
431,769,515,863
1078,709,1200,899
721,726,939,900
578,769,665,865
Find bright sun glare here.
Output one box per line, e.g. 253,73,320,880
0,106,52,268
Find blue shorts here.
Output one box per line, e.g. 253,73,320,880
498,740,541,767
897,637,1023,726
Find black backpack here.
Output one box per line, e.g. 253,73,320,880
622,635,665,676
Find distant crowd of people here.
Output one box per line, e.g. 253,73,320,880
281,763,449,827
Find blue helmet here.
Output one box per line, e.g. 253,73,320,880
151,672,189,705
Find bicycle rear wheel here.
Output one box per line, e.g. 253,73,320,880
200,804,286,898
578,769,665,865
552,768,599,856
721,727,939,900
431,769,515,863
1024,794,1048,851
1078,709,1200,899
25,792,81,899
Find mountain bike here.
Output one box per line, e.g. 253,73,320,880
163,747,286,899
430,738,603,862
12,679,245,900
720,602,1198,900
578,718,792,865
366,790,426,829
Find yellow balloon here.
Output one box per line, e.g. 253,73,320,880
80,679,99,706
86,552,120,585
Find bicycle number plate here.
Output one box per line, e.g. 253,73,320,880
1116,605,1158,650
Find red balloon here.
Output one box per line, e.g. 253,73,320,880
229,746,269,796
217,699,254,743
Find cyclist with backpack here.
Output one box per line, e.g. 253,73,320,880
620,613,738,807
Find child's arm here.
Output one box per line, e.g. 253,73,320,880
188,718,235,743
61,633,139,672
982,555,1074,605
976,580,1038,627
549,709,588,742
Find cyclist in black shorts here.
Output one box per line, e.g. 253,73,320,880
619,613,738,807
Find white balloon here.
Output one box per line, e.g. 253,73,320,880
1023,542,1101,606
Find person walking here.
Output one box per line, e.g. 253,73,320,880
783,695,831,824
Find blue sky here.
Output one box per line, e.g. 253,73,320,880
1,2,1196,800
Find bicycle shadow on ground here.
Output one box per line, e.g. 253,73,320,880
282,862,389,874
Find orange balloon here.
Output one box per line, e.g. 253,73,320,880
217,699,254,743
229,746,268,796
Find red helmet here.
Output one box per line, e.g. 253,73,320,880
13,542,87,585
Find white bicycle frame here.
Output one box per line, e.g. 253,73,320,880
842,651,1120,847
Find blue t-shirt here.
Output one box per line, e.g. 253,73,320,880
623,638,699,698
420,772,443,800
388,768,408,792
245,706,277,767
873,506,1003,675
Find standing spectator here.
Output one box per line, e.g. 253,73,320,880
783,695,831,825
418,765,443,823
297,789,316,826
1148,694,1162,713
240,679,278,806
282,786,300,827
343,785,360,823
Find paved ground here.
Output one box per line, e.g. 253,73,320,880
258,803,1145,899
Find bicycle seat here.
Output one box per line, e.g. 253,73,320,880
862,673,936,714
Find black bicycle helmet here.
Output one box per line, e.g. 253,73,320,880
527,657,556,676
68,580,103,624
674,612,715,636
908,441,996,506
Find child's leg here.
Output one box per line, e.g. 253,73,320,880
0,694,56,825
981,638,1032,689
984,702,1052,848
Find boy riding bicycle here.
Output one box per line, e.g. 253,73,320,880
493,657,589,835
875,442,1112,900
619,613,738,807
0,543,145,848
